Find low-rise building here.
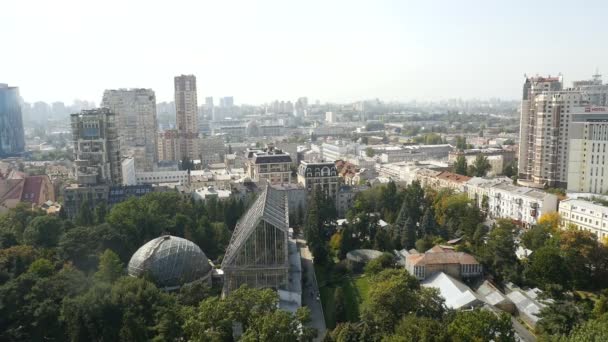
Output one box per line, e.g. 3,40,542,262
0,174,55,214
193,186,232,202
448,148,516,176
62,183,154,219
297,161,340,199
405,245,482,281
336,185,369,218
416,170,471,192
245,147,292,185
559,198,608,240
487,183,558,227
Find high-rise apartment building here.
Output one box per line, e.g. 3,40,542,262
517,76,591,188
71,108,121,185
102,88,158,171
175,75,199,160
567,107,608,193
0,84,25,157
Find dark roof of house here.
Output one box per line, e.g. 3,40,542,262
253,154,293,164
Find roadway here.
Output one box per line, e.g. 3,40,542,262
298,239,327,341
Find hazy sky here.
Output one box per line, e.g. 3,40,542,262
2,0,607,105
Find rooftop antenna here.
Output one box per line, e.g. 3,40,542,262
593,67,602,81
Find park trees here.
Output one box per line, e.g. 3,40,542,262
454,155,468,176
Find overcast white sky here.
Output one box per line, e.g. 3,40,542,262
2,0,607,105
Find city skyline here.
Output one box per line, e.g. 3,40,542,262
3,0,607,104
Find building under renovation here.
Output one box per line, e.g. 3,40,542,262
221,184,290,295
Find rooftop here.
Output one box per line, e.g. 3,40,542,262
407,245,479,266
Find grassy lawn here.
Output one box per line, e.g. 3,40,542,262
315,264,371,329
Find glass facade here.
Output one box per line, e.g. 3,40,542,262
222,185,289,295
0,84,25,157
128,235,212,289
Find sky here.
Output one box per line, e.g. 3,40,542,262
2,0,607,105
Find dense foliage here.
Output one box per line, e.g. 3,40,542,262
0,192,306,342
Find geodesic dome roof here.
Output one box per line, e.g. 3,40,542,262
128,235,212,289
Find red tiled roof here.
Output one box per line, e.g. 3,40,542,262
408,245,479,266
436,171,471,183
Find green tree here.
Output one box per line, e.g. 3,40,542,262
521,224,552,251
95,202,108,224
524,246,570,289
470,154,491,177
0,245,39,280
334,287,347,324
453,155,468,176
62,277,181,342
364,253,395,275
75,200,95,226
447,309,515,342
482,219,520,283
27,258,54,277
94,249,124,283
419,207,438,237
304,191,328,264
365,147,375,157
361,269,428,333
387,314,446,342
404,217,417,250
455,136,467,150
536,300,589,337
22,215,64,248
565,314,608,341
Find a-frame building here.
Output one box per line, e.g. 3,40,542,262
221,184,289,295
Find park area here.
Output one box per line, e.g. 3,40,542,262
315,264,371,328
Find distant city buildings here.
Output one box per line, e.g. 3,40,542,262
102,88,158,171
0,84,25,157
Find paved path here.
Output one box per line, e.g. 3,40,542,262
298,239,327,341
512,317,536,342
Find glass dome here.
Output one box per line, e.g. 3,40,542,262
128,235,212,289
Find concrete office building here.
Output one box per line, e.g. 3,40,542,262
518,75,589,188
175,75,199,160
102,88,158,171
0,84,25,157
71,108,121,185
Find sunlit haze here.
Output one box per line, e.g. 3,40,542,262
2,0,607,104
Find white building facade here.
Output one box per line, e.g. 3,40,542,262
559,198,608,240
